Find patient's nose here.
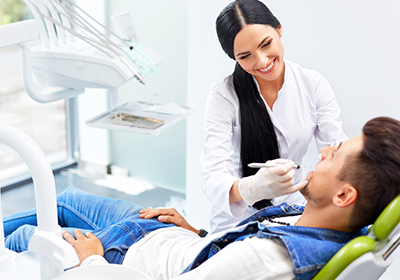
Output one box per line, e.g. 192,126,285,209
319,146,337,161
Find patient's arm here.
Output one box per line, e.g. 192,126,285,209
63,229,104,265
139,208,201,235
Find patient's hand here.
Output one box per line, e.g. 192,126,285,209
139,207,200,235
63,229,104,265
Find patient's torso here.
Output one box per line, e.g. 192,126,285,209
122,216,300,279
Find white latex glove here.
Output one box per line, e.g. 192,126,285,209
238,159,308,206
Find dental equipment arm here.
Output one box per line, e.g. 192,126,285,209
19,40,86,103
0,19,38,49
17,0,160,103
0,20,86,103
0,124,79,279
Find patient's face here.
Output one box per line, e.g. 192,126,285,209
301,135,363,205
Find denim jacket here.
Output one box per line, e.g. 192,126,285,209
181,203,366,280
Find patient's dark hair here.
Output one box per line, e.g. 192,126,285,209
216,0,281,209
338,117,400,230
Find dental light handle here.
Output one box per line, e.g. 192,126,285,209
19,43,85,103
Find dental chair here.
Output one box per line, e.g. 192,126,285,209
313,194,400,280
56,195,400,280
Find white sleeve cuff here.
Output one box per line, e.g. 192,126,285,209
80,255,109,267
230,200,248,219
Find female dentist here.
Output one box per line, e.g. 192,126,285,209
201,0,347,233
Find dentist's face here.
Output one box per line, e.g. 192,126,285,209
233,24,285,83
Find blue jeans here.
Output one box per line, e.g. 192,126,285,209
3,186,175,264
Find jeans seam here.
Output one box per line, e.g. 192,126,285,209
58,202,99,230
116,222,146,243
3,213,36,223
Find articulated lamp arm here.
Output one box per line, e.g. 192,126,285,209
0,20,85,103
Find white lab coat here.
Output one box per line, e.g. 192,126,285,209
201,60,348,233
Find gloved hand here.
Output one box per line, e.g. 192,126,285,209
238,159,308,206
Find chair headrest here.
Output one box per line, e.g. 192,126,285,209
373,194,400,240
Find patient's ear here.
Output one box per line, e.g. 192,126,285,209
333,185,358,207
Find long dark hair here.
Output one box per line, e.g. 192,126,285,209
216,0,281,209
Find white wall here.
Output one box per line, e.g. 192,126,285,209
186,0,400,230
107,0,188,193
186,1,233,230
75,0,110,169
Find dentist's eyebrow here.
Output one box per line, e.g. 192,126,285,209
235,50,251,58
258,36,271,48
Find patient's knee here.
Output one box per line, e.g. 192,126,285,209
5,224,36,253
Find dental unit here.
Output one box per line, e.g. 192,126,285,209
18,0,161,104
0,0,183,278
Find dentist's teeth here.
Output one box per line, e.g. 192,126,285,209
260,61,274,72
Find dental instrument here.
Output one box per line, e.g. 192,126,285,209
248,162,300,169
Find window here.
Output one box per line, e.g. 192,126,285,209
0,0,77,187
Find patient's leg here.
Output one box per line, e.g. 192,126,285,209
3,186,145,236
4,186,175,263
56,186,146,229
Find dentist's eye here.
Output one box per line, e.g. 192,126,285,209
262,40,272,48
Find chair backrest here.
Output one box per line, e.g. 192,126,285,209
313,194,400,280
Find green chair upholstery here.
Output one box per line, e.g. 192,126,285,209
313,194,400,280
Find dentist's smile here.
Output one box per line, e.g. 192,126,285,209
256,58,276,74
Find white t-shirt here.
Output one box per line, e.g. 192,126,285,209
82,216,301,280
201,60,348,233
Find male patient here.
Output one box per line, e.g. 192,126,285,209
4,117,400,279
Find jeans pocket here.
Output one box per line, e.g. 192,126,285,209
103,245,129,264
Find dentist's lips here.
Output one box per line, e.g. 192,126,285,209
256,58,276,74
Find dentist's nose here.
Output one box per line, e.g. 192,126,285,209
254,52,270,69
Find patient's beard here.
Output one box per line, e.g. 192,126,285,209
300,184,324,205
